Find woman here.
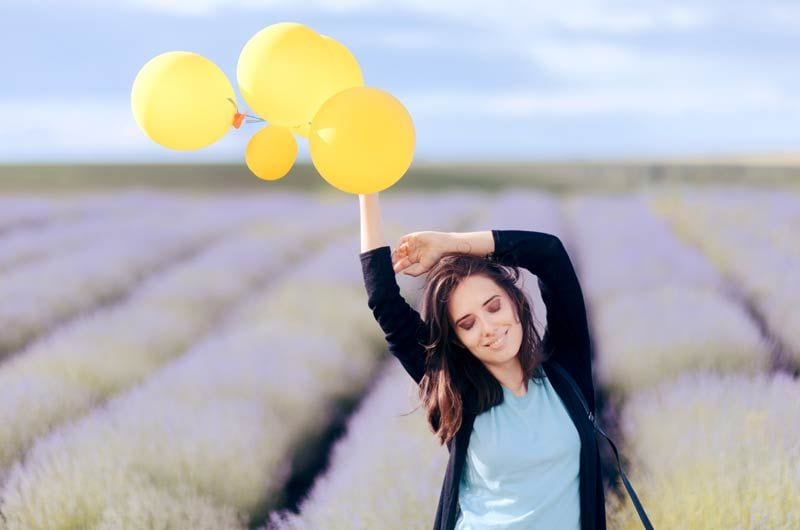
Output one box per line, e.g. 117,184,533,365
358,192,606,530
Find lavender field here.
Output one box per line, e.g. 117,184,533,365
0,186,797,529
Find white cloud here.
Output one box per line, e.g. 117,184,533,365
0,99,140,151
369,29,442,50
763,4,800,28
402,81,798,117
534,4,709,33
524,40,640,78
342,27,725,84
12,0,713,34
519,40,737,82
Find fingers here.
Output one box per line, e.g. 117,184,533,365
391,243,409,264
391,258,426,277
403,263,425,277
391,246,404,265
397,235,414,252
392,255,410,273
391,237,418,274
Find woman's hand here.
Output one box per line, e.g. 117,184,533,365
391,231,451,276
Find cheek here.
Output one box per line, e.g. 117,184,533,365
460,329,480,347
453,327,471,346
460,329,475,343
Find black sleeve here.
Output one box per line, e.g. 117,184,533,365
360,245,426,384
488,230,595,412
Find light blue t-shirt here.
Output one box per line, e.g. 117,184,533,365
455,372,581,529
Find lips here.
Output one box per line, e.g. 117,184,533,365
485,329,508,348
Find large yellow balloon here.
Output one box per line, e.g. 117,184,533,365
290,35,363,140
237,23,334,127
245,124,298,181
320,35,364,98
131,51,236,150
309,87,415,194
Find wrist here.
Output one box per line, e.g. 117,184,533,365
447,231,493,257
447,233,471,255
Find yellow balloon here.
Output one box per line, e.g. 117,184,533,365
320,35,364,97
131,51,236,150
309,87,415,194
287,35,363,140
237,22,334,127
245,124,298,181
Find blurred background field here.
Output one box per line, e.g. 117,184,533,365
2,159,800,194
0,180,798,530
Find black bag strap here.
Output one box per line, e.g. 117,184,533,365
548,361,655,530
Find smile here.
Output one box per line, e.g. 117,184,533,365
486,329,508,349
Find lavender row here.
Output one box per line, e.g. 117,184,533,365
0,192,192,272
266,361,448,530
649,187,800,367
606,369,800,528
563,193,768,399
0,194,336,476
0,195,79,232
0,194,279,358
566,189,799,527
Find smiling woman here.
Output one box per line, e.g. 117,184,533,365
358,191,608,530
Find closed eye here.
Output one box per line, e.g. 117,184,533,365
460,300,501,330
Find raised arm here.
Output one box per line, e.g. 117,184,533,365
360,193,387,253
359,193,426,384
487,229,595,412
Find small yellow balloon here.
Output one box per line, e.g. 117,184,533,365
245,125,298,181
237,22,334,127
309,86,415,194
131,51,236,150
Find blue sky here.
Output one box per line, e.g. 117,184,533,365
1,0,798,164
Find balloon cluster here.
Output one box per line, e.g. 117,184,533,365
131,22,415,194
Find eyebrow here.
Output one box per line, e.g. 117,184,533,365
455,295,500,325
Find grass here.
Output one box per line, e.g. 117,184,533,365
0,161,799,195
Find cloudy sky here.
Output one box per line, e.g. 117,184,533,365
1,0,798,163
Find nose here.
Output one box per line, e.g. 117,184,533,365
481,320,502,339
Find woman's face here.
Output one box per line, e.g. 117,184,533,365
447,274,523,367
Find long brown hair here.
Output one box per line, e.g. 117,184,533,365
413,253,550,446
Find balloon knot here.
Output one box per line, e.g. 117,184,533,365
232,113,246,128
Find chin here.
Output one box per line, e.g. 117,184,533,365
487,346,520,364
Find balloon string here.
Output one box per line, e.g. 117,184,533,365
227,98,267,127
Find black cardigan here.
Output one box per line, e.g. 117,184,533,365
359,229,606,530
